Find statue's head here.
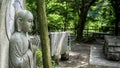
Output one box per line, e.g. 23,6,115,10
15,10,33,33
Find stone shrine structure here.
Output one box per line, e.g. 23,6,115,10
49,32,71,64
104,35,120,60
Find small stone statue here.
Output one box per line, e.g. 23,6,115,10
9,10,40,68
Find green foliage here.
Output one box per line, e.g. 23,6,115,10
48,14,64,31
26,0,37,16
36,50,56,68
26,0,116,35
36,50,43,68
51,60,56,68
46,0,76,32
86,0,115,32
26,0,75,32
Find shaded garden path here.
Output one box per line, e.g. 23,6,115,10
56,38,118,68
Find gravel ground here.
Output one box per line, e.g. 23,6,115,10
56,38,117,68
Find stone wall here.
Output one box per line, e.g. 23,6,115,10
0,0,9,68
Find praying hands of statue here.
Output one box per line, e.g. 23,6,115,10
29,35,40,53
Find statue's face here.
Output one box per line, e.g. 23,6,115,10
22,12,33,32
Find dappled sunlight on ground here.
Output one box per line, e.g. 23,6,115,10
57,41,90,68
56,38,115,68
69,51,80,56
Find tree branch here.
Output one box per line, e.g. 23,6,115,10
88,0,96,7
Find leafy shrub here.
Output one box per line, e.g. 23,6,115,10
36,49,43,68
36,49,56,68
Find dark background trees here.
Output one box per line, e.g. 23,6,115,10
26,0,117,37
110,0,120,36
73,0,97,41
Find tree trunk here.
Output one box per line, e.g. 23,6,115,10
76,0,96,41
36,0,52,68
63,1,68,31
64,18,67,31
110,0,120,36
76,9,88,41
114,13,119,36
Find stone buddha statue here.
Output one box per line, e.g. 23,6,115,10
9,10,39,68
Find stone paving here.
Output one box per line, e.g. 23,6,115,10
90,44,120,68
56,39,120,68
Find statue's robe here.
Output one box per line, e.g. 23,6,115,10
9,32,34,68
